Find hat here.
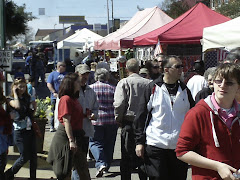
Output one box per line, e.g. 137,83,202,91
139,68,149,74
76,64,90,74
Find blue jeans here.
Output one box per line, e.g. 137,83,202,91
50,98,56,129
89,124,118,170
11,129,37,179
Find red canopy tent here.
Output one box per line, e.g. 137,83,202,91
94,6,173,50
133,3,231,46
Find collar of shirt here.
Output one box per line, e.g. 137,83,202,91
210,93,238,128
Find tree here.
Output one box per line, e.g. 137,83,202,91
160,0,191,19
5,0,34,41
216,0,240,19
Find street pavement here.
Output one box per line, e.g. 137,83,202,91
5,64,192,179
7,126,192,180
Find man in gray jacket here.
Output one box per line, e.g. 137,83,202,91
114,58,150,180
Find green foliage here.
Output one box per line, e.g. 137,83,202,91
5,0,35,41
216,0,240,19
160,0,191,19
124,48,134,60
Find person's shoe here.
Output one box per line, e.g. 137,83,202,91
4,169,14,180
96,165,106,178
103,169,109,174
50,128,56,132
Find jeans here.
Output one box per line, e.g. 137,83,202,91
0,152,7,179
10,129,37,179
50,98,56,129
89,124,118,170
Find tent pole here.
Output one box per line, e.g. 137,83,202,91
107,0,110,34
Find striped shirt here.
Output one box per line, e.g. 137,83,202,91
90,81,116,125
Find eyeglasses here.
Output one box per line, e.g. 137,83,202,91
60,65,66,67
167,64,184,69
214,79,236,86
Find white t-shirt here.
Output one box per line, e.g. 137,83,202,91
187,75,208,100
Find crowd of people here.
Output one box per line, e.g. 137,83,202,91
0,47,240,180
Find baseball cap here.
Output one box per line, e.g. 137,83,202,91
76,64,90,74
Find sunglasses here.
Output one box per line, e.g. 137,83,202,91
214,79,235,86
167,64,184,69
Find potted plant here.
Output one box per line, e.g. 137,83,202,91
33,97,52,153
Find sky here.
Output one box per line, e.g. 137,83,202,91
13,0,164,34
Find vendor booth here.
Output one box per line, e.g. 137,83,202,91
94,6,173,50
202,16,240,52
133,3,231,74
57,28,103,61
133,3,231,46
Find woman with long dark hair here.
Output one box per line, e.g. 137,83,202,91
47,73,91,180
5,77,37,180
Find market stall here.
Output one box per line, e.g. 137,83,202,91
94,6,173,50
133,3,231,46
202,16,240,52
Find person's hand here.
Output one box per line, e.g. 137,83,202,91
89,113,95,120
136,144,144,159
69,141,77,153
216,162,237,180
12,85,18,94
53,92,58,98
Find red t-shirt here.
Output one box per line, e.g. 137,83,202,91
58,95,83,130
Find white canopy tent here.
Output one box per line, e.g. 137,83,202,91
57,28,103,51
201,17,240,52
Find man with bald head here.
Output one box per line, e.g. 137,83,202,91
114,58,150,180
47,62,67,132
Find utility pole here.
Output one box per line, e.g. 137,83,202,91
107,0,110,34
111,0,114,33
0,0,5,49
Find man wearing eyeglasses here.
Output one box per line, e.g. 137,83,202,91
134,55,195,180
47,62,67,132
